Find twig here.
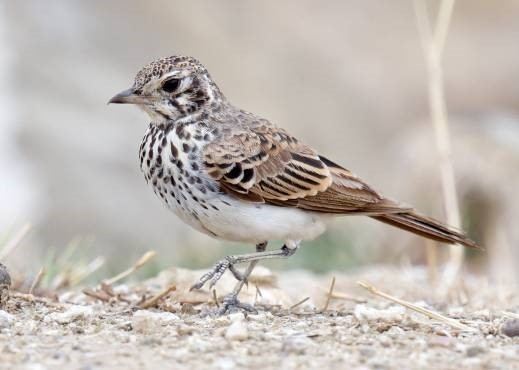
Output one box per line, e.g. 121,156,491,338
104,250,156,286
318,288,366,303
11,291,61,307
254,284,262,306
212,289,220,308
0,223,31,261
100,282,116,297
502,312,519,320
138,284,176,309
321,276,336,312
28,267,45,295
425,239,438,285
82,288,111,302
289,297,310,311
357,280,476,332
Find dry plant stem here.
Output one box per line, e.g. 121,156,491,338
322,276,336,312
104,250,156,286
11,292,61,306
28,267,45,295
82,288,111,302
212,289,220,308
138,284,176,309
0,223,31,261
70,256,105,287
414,0,463,293
289,297,310,311
318,288,366,303
425,239,438,285
357,280,476,332
503,312,519,320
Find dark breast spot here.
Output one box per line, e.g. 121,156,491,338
170,143,178,158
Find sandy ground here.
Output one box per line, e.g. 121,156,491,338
0,265,518,370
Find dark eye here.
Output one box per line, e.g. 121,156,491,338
162,78,181,93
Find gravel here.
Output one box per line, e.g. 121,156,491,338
0,266,518,370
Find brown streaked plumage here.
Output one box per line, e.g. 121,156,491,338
202,118,477,248
109,55,480,313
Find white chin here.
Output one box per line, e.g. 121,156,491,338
139,105,173,123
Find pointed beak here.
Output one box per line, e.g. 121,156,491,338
108,88,148,105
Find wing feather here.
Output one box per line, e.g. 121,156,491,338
203,121,407,214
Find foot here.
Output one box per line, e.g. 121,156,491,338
190,256,242,291
217,293,258,315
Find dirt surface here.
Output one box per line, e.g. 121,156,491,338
0,265,518,370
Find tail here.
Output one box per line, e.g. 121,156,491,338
371,211,482,249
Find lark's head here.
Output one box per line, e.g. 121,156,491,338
109,56,222,122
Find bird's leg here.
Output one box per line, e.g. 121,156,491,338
216,242,268,314
190,241,299,294
227,242,268,286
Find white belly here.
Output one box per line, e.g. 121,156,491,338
197,195,330,244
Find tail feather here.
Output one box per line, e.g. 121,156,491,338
371,211,481,249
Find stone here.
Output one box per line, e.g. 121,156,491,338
354,304,405,323
225,320,248,341
502,319,519,337
0,310,14,329
131,310,180,334
47,305,93,324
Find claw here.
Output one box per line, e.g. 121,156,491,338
218,293,258,315
190,256,239,291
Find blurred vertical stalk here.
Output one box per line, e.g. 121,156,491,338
414,0,463,294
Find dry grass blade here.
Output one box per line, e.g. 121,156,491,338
82,288,111,302
0,223,31,261
104,250,156,286
414,0,464,296
28,267,45,295
502,311,519,320
425,239,438,285
11,291,61,307
212,289,220,308
321,276,336,312
253,284,262,306
317,288,366,303
69,256,105,287
289,297,310,311
138,284,176,309
357,280,476,332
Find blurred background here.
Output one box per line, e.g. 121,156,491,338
1,1,518,283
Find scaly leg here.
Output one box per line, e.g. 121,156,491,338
217,242,267,314
190,242,300,311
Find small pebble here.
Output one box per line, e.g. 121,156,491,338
428,335,454,348
466,345,486,357
502,319,519,337
359,346,376,358
0,263,11,307
47,305,93,324
132,310,179,334
228,312,245,323
354,305,405,323
0,310,14,329
0,264,11,286
281,335,314,354
225,320,248,341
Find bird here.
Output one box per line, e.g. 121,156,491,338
109,55,480,313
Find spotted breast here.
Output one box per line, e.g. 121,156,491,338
138,120,225,236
